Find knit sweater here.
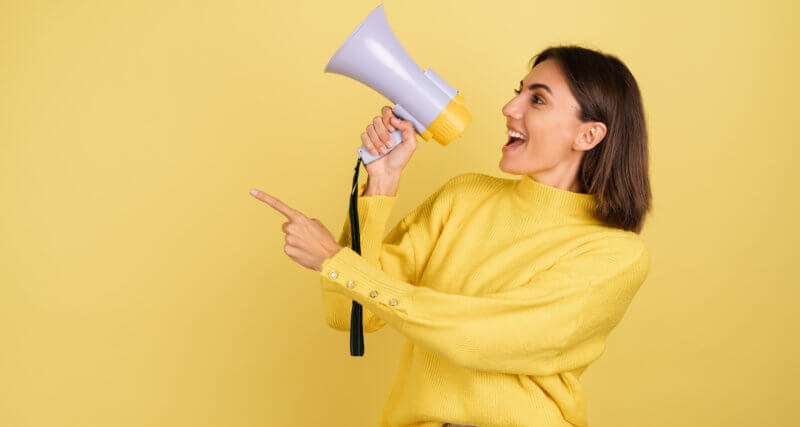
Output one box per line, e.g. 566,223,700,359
319,172,650,427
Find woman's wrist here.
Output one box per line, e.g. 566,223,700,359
364,174,400,196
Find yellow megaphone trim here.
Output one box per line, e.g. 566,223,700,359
420,90,471,146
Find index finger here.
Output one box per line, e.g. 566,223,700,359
381,106,397,131
381,105,396,120
250,189,301,220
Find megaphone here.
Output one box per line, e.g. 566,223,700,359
324,4,472,165
323,4,472,357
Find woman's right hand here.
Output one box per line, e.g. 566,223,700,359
361,105,418,178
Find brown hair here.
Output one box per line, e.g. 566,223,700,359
529,45,652,233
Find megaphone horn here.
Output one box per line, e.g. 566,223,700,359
324,4,471,165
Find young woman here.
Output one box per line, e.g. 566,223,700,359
256,44,651,427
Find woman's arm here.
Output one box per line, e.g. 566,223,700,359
320,235,651,377
319,175,457,333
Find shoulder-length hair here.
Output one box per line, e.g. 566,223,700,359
530,46,652,233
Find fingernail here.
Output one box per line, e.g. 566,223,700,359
389,126,395,131
250,189,258,196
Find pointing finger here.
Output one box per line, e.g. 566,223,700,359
250,189,301,220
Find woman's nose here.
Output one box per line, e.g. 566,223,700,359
502,101,520,119
501,101,512,116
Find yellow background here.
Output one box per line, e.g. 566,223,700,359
1,0,797,426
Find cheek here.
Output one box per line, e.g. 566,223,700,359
521,131,566,165
524,116,572,155
523,113,556,140
524,138,558,159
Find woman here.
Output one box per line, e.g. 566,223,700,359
253,45,651,426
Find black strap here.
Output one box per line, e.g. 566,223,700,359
348,155,365,356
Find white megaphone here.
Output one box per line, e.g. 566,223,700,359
324,4,472,165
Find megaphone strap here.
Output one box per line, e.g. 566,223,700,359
348,155,365,356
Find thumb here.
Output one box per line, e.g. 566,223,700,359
391,117,415,139
391,117,411,129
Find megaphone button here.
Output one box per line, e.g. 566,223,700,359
454,91,464,105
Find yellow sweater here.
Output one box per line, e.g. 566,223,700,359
319,172,650,427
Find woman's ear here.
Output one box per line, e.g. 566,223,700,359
574,121,606,151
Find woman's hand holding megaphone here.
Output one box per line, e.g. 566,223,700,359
361,105,417,177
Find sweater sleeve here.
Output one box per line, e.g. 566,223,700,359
319,235,651,377
319,177,455,333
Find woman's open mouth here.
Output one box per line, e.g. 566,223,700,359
503,135,526,152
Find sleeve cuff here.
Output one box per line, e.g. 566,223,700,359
354,182,398,224
348,182,399,265
320,245,415,330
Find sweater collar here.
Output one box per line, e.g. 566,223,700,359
511,174,599,221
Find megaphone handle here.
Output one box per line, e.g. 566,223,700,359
358,104,422,165
357,129,405,165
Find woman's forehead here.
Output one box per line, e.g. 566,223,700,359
524,60,567,93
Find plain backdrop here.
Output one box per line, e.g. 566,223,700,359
1,0,797,426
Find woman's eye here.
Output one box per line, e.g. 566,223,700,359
514,89,543,105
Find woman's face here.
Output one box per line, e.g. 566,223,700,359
499,59,605,181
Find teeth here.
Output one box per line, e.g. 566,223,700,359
506,129,527,140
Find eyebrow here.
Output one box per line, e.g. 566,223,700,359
519,80,553,96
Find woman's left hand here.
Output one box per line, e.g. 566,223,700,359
250,188,343,272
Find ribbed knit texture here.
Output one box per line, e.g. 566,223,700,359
319,172,650,427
